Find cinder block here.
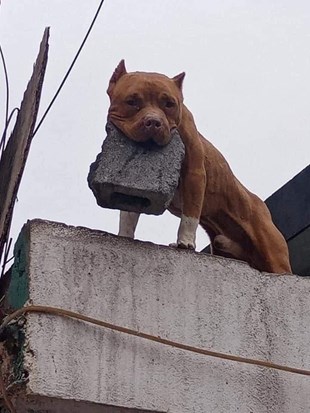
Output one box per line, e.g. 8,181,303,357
88,122,184,215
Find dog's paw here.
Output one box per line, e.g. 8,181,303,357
175,215,198,251
177,241,196,250
169,241,195,250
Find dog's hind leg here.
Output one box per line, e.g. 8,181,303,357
118,211,140,238
213,234,246,262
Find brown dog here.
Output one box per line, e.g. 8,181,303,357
107,60,292,274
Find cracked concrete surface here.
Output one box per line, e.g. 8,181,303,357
2,219,310,412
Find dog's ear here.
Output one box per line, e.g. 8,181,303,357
107,60,127,96
172,72,185,90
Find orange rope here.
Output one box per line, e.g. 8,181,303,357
1,304,309,377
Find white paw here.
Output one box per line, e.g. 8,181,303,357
176,215,199,250
177,240,196,250
169,242,178,248
169,241,195,250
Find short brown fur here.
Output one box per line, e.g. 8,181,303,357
107,60,292,274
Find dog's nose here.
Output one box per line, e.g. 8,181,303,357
144,117,162,130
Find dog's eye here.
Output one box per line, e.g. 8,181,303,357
126,99,137,107
165,101,175,108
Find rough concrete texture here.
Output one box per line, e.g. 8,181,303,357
4,219,310,413
88,122,184,215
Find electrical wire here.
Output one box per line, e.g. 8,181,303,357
0,0,105,281
0,45,9,137
32,0,106,138
0,107,19,155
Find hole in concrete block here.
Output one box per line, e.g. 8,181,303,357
111,192,151,209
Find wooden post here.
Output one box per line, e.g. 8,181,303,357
0,28,49,266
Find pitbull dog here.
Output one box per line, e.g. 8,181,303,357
107,60,292,274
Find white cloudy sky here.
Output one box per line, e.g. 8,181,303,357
1,0,309,252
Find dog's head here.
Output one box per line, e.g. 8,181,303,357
107,60,185,146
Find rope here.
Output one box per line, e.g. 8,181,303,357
1,304,309,412
1,305,309,377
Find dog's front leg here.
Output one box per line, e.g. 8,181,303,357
176,106,206,250
177,215,199,249
118,211,140,238
176,167,206,249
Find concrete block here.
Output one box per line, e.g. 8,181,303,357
2,219,310,413
88,122,184,215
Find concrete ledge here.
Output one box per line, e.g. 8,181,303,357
2,219,310,412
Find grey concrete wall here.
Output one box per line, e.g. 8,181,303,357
5,219,310,412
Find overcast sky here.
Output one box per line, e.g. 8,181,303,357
1,0,309,252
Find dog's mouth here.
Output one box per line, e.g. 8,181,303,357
108,114,174,146
129,125,172,146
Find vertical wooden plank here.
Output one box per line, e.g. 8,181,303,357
0,28,49,261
